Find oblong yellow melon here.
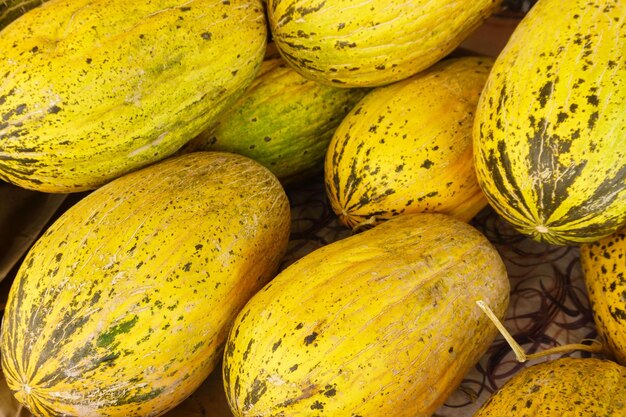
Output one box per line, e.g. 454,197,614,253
267,0,501,87
0,152,291,417
473,358,626,416
223,213,510,417
0,0,267,192
473,0,626,245
325,57,492,229
580,228,626,365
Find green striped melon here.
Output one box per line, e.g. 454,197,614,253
0,152,291,417
184,56,369,186
473,0,626,245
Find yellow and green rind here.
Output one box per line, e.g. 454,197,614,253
473,0,626,245
0,152,291,417
0,0,267,193
223,213,510,417
473,358,626,416
0,0,47,30
184,56,369,186
325,57,492,230
267,0,501,87
580,229,626,365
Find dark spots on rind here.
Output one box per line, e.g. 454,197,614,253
323,384,337,397
417,191,438,202
587,94,599,106
117,387,165,406
335,40,357,49
538,80,554,108
225,340,236,358
201,32,212,40
304,332,318,345
588,111,599,130
242,338,255,361
96,315,139,347
311,400,324,410
277,1,326,26
421,159,434,169
90,290,102,306
272,339,282,352
243,377,267,410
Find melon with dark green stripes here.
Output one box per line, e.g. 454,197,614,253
267,0,501,87
325,56,492,230
0,0,48,30
0,152,291,417
473,0,626,245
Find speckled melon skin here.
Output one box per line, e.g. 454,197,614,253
0,0,267,192
473,0,626,245
267,0,502,87
472,358,626,416
580,229,626,366
223,213,510,417
0,152,291,417
325,57,493,230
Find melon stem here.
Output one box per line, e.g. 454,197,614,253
476,300,604,362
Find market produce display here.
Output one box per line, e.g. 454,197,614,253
0,0,624,416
